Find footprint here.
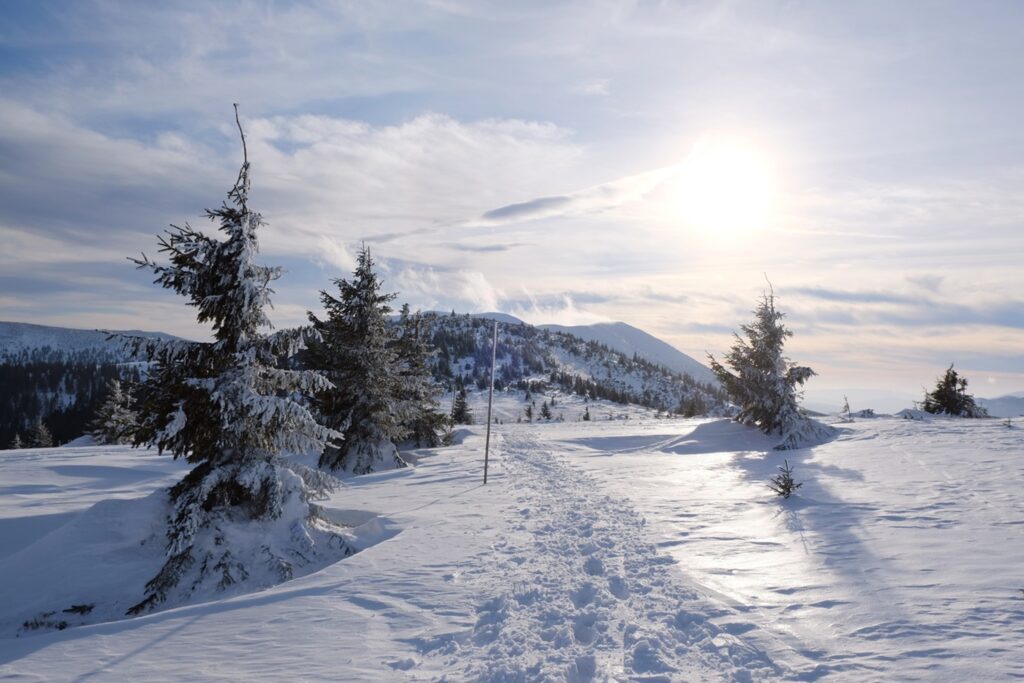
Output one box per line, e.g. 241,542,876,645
571,582,597,608
608,575,630,599
583,557,604,576
573,613,598,645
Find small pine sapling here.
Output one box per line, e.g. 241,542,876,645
768,459,803,499
28,417,53,448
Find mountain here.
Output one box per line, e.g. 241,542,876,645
0,322,178,448
539,321,717,386
0,321,178,362
0,315,726,449
425,313,725,417
977,393,1024,418
470,312,527,325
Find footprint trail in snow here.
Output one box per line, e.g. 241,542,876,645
423,428,780,681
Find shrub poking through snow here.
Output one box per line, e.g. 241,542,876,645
708,284,834,450
768,460,802,499
124,107,346,615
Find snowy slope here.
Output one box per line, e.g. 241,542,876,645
2,406,1022,680
0,321,177,361
540,321,717,386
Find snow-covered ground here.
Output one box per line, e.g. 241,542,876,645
2,398,1022,680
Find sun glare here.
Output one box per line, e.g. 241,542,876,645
674,136,778,236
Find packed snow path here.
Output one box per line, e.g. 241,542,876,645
420,428,779,681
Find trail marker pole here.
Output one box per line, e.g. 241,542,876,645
483,320,497,484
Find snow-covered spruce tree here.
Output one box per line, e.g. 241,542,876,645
540,400,552,420
307,245,408,474
708,287,833,450
9,433,23,449
28,417,54,448
125,108,344,615
451,387,473,425
394,304,446,447
90,378,138,445
922,365,987,417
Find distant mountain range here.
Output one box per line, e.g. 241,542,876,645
977,394,1024,418
0,321,177,362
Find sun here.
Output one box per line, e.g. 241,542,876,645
674,136,778,236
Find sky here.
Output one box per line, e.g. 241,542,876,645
1,0,1023,411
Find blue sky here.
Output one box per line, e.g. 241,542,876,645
1,0,1023,410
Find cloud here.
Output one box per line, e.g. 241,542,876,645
570,79,611,96
788,287,917,306
385,262,500,313
474,163,681,226
482,196,572,222
906,274,944,292
504,292,609,326
443,242,528,253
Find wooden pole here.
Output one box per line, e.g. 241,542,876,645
483,319,497,484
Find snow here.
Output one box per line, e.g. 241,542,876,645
0,321,177,361
2,407,1023,680
540,321,718,387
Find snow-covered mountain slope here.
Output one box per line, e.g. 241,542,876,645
540,321,717,386
978,393,1024,417
2,409,1022,680
425,313,726,415
0,321,177,362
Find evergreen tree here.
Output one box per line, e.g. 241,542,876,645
9,433,23,449
90,378,138,445
708,287,831,450
125,108,341,615
582,406,591,421
841,395,853,423
451,387,473,425
394,304,446,447
922,365,987,417
540,400,552,420
307,245,408,473
524,404,533,422
28,417,53,448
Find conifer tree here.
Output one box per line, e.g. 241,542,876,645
393,304,446,447
125,107,342,615
922,365,986,417
307,245,408,473
540,400,552,420
9,433,23,449
90,378,138,445
28,417,53,448
524,403,533,422
709,286,832,450
451,387,473,425
582,406,591,421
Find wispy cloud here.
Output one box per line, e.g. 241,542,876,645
474,163,681,226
